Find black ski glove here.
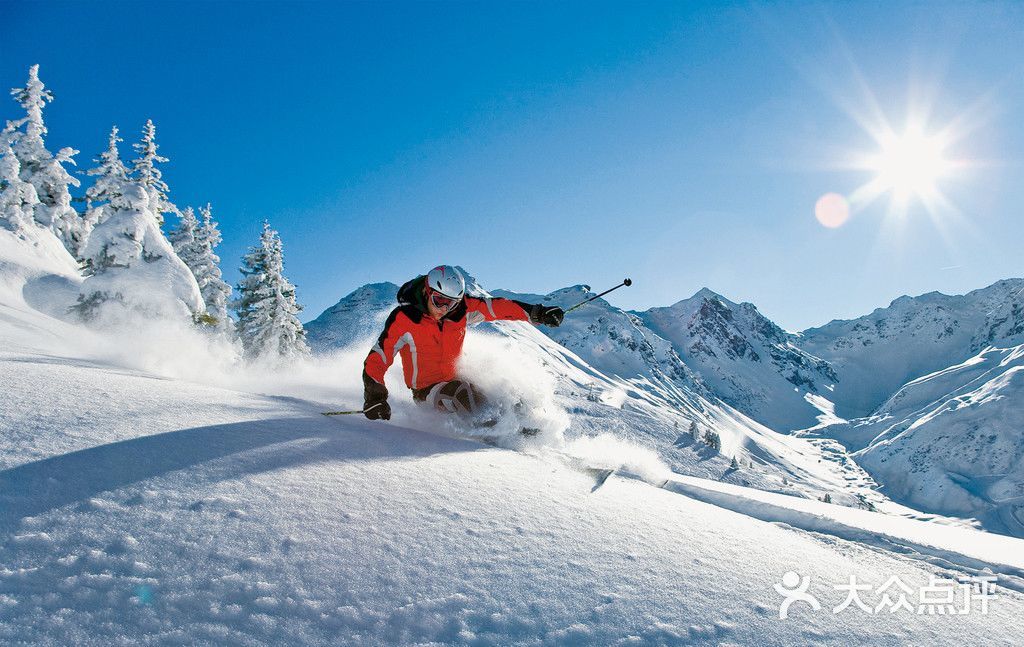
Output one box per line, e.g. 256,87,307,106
362,371,391,420
529,304,565,328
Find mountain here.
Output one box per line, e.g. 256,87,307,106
799,279,1024,419
809,343,1024,536
492,284,706,396
640,289,839,432
636,279,1024,432
306,274,1024,536
303,281,399,352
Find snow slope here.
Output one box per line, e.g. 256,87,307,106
811,344,1024,537
3,335,1024,643
0,225,83,349
3,243,1024,643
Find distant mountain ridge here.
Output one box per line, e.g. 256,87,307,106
799,278,1024,419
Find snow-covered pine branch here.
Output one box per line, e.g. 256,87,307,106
130,119,176,226
80,125,129,243
234,221,310,361
169,204,232,331
168,205,200,268
5,64,85,255
0,141,39,232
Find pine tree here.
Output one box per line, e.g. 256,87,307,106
170,204,232,330
130,119,175,225
82,125,129,239
234,222,310,361
168,205,200,266
4,64,84,253
75,179,203,321
730,456,739,470
196,204,232,330
0,141,39,232
702,429,721,451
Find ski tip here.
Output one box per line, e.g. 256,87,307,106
590,468,615,493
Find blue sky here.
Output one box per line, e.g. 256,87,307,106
3,1,1023,330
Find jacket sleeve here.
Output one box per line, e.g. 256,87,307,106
364,308,405,384
464,296,533,325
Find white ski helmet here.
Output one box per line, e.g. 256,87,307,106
426,265,465,300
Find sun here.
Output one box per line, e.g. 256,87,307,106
840,112,971,224
808,50,993,234
866,125,951,202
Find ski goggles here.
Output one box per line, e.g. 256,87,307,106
428,288,460,310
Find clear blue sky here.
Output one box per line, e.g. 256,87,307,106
3,1,1023,330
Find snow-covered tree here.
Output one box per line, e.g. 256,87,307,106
4,64,84,254
702,429,721,451
168,205,200,265
81,125,129,238
75,181,203,322
0,141,39,232
196,204,232,330
130,119,175,225
234,222,309,361
170,204,232,330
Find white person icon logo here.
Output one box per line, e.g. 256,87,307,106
775,571,822,619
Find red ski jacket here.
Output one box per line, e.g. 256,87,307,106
364,276,534,391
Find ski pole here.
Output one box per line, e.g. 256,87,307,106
564,278,632,314
322,403,385,416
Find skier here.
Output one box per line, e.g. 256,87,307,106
362,265,564,420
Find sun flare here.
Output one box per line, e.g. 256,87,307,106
841,110,973,226
867,126,951,202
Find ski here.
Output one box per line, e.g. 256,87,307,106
586,467,615,492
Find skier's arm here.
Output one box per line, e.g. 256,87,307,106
465,297,563,327
362,308,405,420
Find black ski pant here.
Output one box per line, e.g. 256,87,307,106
412,380,487,415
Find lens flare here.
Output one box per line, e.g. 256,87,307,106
814,192,850,228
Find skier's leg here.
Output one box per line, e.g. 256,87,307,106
421,380,537,437
428,380,487,416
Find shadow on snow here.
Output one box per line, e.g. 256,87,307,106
0,415,478,532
